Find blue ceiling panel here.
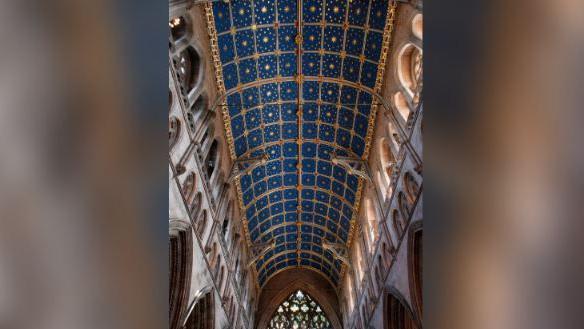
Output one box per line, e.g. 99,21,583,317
210,0,389,287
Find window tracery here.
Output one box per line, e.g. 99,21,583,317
176,46,201,94
267,290,332,329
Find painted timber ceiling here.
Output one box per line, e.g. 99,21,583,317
206,0,393,287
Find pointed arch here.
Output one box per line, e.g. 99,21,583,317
175,46,202,95
184,291,214,329
384,289,419,329
256,269,342,329
169,220,192,329
267,290,333,329
397,43,423,98
408,221,423,319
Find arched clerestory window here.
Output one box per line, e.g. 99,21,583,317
397,44,423,98
176,46,202,95
412,14,423,40
267,290,333,329
169,16,189,42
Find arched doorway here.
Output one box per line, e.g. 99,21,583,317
385,290,419,329
408,223,423,319
184,292,214,329
169,221,192,329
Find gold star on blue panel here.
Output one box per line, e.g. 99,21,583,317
303,25,321,50
303,0,322,23
325,0,346,24
232,0,252,28
256,27,276,53
277,0,296,23
254,0,275,25
278,25,297,51
209,0,392,287
348,0,368,25
323,26,344,52
279,53,297,77
238,58,257,83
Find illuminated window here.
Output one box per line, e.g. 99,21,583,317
267,290,332,329
176,47,202,94
412,14,423,40
169,16,188,42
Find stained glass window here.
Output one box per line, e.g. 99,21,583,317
267,290,333,329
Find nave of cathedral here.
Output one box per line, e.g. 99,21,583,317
169,1,423,328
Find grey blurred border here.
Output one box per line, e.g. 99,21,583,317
0,0,168,328
426,0,584,328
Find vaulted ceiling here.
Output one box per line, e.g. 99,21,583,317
206,0,392,287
